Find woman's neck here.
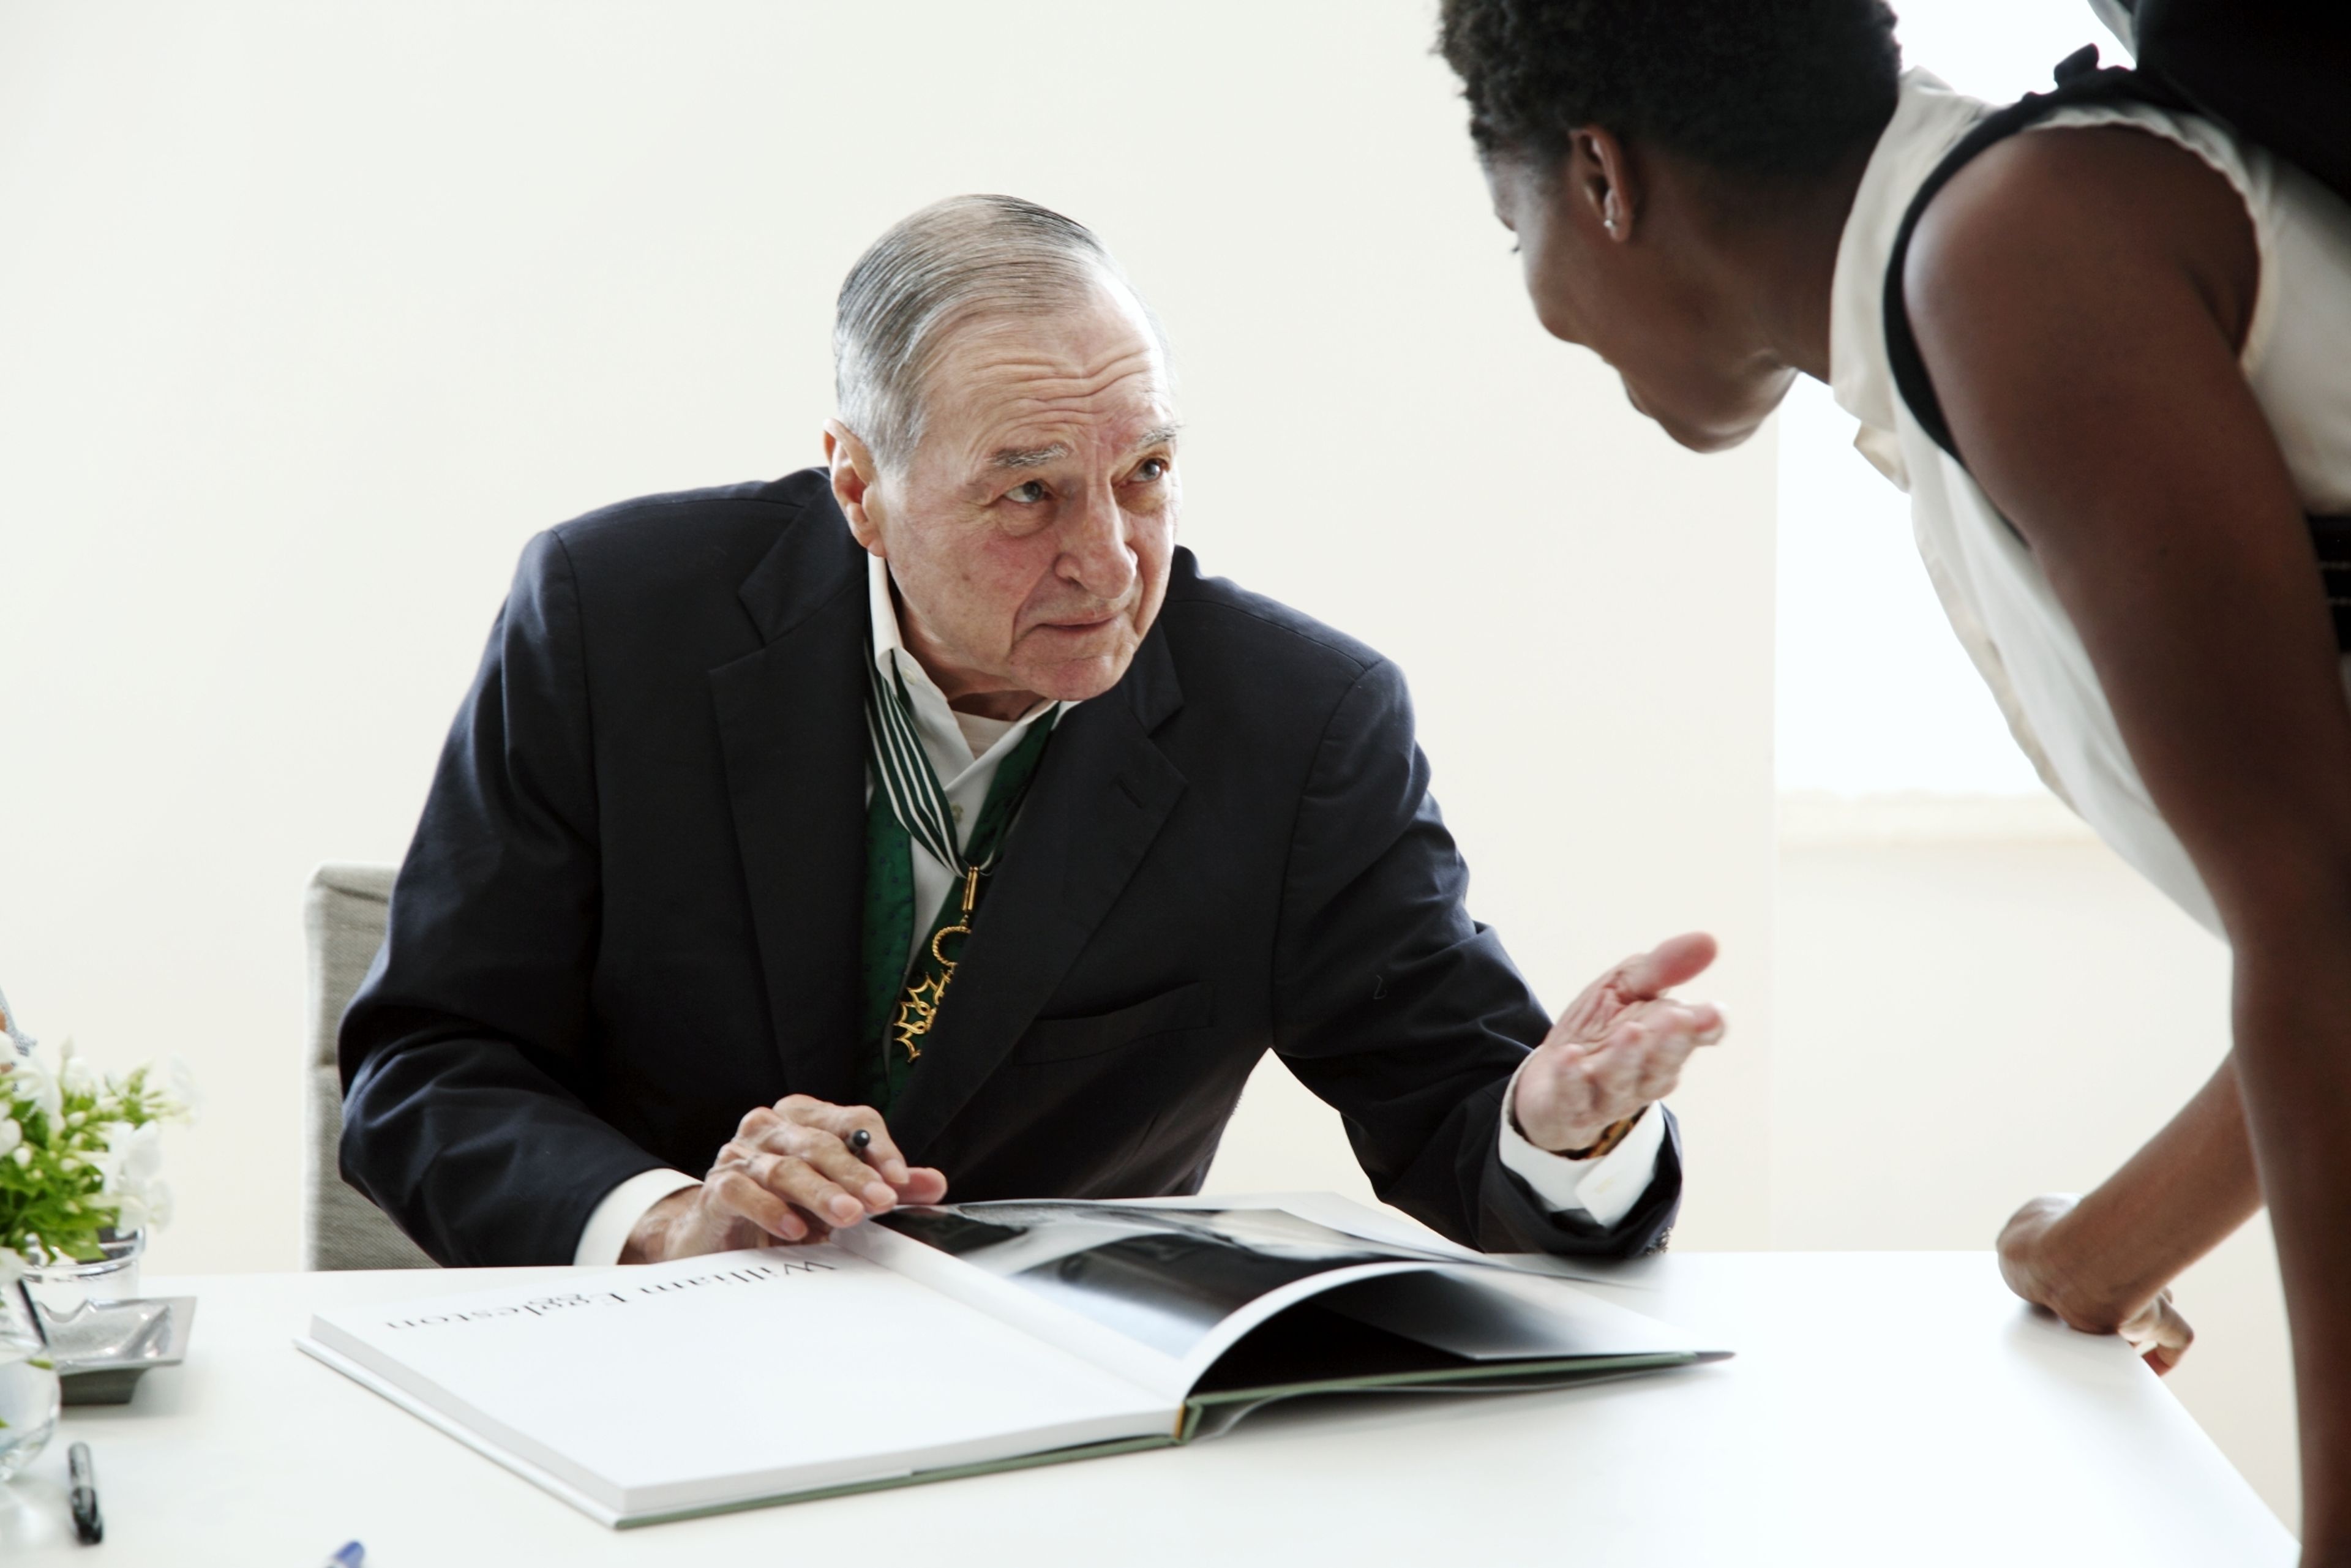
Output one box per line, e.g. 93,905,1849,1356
1707,149,1872,385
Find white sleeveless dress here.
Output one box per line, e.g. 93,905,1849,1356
1827,69,2351,936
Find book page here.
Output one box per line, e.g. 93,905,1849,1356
304,1247,1173,1521
1115,1190,1491,1260
845,1200,1479,1394
1318,1264,1716,1360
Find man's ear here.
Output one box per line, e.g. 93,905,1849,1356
1570,126,1640,244
823,420,887,555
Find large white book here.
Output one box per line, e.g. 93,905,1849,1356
298,1193,1727,1527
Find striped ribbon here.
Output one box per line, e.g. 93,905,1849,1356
864,650,983,875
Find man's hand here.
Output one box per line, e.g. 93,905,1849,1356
621,1096,948,1264
1998,1193,2196,1373
1512,932,1725,1154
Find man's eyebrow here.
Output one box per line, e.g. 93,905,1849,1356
985,426,1178,468
988,442,1070,470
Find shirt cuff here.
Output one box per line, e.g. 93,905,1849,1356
1495,1058,1670,1229
572,1167,702,1267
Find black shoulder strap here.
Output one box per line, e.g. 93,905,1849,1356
1881,47,2351,653
1881,47,2192,463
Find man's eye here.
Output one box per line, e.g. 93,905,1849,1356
1006,481,1048,504
1133,458,1168,482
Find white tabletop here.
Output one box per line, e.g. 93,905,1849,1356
0,1250,2295,1566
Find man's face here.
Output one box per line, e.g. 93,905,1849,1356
832,284,1179,714
1485,153,1791,453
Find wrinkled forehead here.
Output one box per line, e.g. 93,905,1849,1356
915,289,1176,480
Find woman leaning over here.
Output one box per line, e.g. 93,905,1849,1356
1434,0,2351,1554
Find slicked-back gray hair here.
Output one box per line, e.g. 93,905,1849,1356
833,194,1164,476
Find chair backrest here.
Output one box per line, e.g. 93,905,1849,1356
302,864,437,1270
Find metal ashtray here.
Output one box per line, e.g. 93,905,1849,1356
42,1296,197,1405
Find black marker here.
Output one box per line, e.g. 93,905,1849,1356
67,1441,102,1544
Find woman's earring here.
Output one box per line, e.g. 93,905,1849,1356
1604,216,1620,236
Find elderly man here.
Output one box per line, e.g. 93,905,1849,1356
340,195,1724,1268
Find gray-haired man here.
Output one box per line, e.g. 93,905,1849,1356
339,196,1724,1268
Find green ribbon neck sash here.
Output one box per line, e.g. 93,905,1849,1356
856,651,1059,1110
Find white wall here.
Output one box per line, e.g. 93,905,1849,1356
1776,377,2046,793
0,0,1779,1274
1774,796,2294,1527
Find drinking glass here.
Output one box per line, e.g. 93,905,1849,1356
0,1278,59,1482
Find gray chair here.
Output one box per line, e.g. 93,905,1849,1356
302,863,437,1271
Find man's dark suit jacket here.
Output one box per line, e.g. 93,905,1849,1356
340,469,1683,1266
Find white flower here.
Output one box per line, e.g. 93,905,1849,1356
121,1056,201,1125
99,1121,173,1234
0,1118,18,1160
101,1119,162,1185
0,1042,61,1125
130,1179,171,1231
57,1037,100,1099
157,1056,201,1126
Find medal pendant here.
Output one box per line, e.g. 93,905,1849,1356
891,868,984,1063
893,971,948,1061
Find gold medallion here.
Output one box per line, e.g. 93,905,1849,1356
892,868,982,1062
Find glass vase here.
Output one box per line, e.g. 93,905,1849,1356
0,1275,59,1483
20,1228,144,1324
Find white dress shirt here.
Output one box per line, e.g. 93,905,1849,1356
573,555,1668,1264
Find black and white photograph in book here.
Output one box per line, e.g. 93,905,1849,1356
876,1202,1465,1357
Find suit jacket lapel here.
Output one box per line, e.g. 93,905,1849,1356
887,630,1187,1157
708,497,869,1103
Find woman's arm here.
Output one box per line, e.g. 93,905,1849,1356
1911,123,2351,1558
1998,1056,2263,1369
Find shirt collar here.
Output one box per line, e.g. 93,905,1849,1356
866,552,1064,776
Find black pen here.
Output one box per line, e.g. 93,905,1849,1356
67,1441,102,1545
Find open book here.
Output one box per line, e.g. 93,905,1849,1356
298,1193,1728,1527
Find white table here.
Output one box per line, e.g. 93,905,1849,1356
0,1251,2295,1566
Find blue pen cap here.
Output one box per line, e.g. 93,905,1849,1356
326,1543,366,1568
